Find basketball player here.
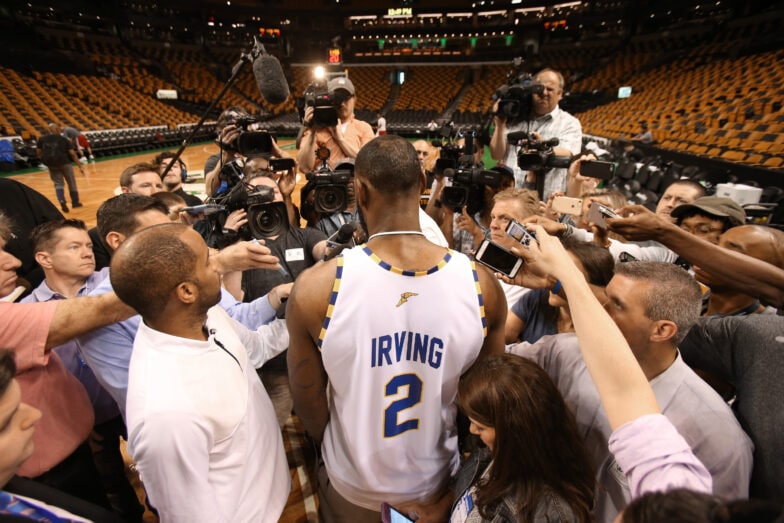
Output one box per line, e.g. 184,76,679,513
287,135,506,522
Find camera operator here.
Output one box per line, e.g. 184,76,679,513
204,106,291,196
296,77,374,173
432,164,515,255
489,68,582,199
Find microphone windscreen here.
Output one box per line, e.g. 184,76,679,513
335,222,358,244
252,54,290,105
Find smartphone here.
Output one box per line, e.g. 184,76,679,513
381,502,415,523
580,160,616,180
475,239,523,278
586,201,619,229
505,219,537,248
551,196,583,215
269,157,296,172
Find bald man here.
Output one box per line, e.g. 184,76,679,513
111,223,289,522
696,224,784,316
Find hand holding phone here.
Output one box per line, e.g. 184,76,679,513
505,219,538,248
551,196,583,215
475,239,523,278
586,201,619,229
580,160,616,180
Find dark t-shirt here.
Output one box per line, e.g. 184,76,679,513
510,288,559,344
174,187,203,207
88,227,112,271
38,134,73,167
241,226,326,301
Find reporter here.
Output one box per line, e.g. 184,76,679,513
452,354,595,522
508,226,713,496
607,205,784,308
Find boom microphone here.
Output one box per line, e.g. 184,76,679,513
252,51,290,105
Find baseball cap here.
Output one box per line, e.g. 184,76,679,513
328,77,355,96
671,196,746,226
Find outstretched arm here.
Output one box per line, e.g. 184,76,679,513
49,293,135,350
608,205,784,308
514,226,658,429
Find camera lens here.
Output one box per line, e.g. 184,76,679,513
247,202,289,238
314,185,347,214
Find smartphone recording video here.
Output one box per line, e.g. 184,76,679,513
586,201,619,229
580,160,616,181
475,239,523,278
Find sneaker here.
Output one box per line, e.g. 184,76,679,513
72,202,84,208
79,157,88,164
60,202,69,213
89,155,95,162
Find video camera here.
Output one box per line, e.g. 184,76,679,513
222,116,275,158
432,128,502,213
299,79,351,129
205,159,289,241
492,59,545,122
305,146,355,214
508,131,572,172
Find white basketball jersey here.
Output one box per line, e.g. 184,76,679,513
319,245,487,510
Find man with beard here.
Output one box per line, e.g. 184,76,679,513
110,223,290,522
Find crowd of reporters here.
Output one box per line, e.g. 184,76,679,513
0,66,782,523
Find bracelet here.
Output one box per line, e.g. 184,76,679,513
551,280,562,295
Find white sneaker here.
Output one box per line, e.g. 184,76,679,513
89,155,95,162
79,157,88,164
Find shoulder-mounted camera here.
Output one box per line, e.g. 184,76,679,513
305,147,354,214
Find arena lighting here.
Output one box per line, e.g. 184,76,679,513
446,12,473,17
515,6,545,13
313,66,326,79
479,10,506,16
553,1,581,8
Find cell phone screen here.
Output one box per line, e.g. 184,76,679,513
389,507,414,523
475,240,522,278
381,503,414,523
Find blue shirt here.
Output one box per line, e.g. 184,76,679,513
76,270,278,416
21,269,121,425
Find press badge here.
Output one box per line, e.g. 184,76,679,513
450,490,474,523
285,248,305,262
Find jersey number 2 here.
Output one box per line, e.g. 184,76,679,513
383,373,423,438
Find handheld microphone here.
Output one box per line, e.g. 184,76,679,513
323,222,358,261
252,48,290,105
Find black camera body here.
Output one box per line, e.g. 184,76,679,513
223,116,274,158
305,147,355,214
206,168,289,241
441,166,503,211
306,168,353,215
302,81,339,128
492,65,545,122
509,132,572,172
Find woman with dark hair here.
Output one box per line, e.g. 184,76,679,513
505,240,613,344
451,353,595,522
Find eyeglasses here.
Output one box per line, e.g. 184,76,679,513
680,224,723,236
